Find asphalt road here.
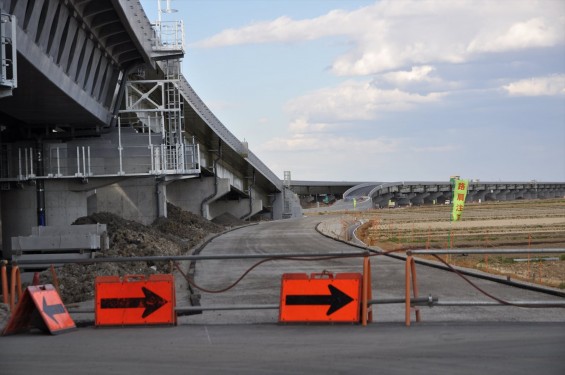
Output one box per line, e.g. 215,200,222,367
1,215,564,374
183,216,565,325
1,323,564,375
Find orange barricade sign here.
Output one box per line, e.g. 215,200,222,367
3,284,76,335
279,272,362,323
95,274,176,326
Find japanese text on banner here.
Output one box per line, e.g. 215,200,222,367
451,179,469,221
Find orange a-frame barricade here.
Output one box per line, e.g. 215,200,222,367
3,284,76,335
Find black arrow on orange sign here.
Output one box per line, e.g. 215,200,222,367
43,297,66,324
101,287,167,318
285,284,354,316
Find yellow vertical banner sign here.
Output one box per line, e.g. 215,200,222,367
451,179,469,221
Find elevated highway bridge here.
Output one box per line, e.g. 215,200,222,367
291,180,565,211
0,0,299,260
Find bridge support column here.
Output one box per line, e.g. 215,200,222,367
373,193,393,208
91,177,159,225
157,182,168,218
470,190,487,202
167,177,230,220
410,193,428,206
211,197,263,221
1,186,36,259
423,192,443,204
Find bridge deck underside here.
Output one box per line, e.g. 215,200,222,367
0,57,103,127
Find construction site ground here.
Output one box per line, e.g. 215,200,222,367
1,199,563,331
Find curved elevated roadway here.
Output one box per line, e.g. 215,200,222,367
0,0,297,261
342,181,565,209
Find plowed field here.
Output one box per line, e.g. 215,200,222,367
332,199,565,288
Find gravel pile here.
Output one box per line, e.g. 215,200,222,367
39,204,225,304
212,212,248,227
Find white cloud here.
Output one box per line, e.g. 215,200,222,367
193,11,350,47
193,0,565,76
467,17,562,53
260,133,401,154
288,117,329,133
503,74,565,96
382,66,436,85
285,80,445,122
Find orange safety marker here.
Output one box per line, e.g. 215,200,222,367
279,272,362,323
95,274,176,326
3,284,76,335
405,255,421,327
361,256,373,326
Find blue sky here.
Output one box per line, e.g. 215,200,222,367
141,0,565,182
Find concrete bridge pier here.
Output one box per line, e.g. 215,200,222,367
167,177,230,220
513,189,526,200
85,177,161,225
423,192,444,204
410,192,429,206
211,193,263,221
496,190,512,201
372,193,393,208
467,190,487,202
485,191,498,201
436,192,451,204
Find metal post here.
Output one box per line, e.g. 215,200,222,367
411,257,421,322
29,148,34,176
82,146,86,177
24,147,28,177
362,255,372,326
56,147,61,176
149,114,154,173
405,255,412,326
76,146,80,175
9,265,21,312
87,146,91,176
18,147,21,178
118,117,124,175
1,262,8,305
13,250,371,265
36,143,46,226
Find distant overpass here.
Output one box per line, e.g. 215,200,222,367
0,0,300,260
291,180,565,209
289,180,366,196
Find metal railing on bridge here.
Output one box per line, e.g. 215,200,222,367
0,141,200,181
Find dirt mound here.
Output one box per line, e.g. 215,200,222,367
152,203,224,248
40,204,225,304
212,212,248,226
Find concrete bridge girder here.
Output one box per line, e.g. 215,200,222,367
0,0,153,127
0,0,298,264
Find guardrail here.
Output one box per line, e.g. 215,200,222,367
404,248,565,327
3,248,564,326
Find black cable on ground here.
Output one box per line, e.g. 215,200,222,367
174,253,373,294
429,254,565,308
178,221,564,309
